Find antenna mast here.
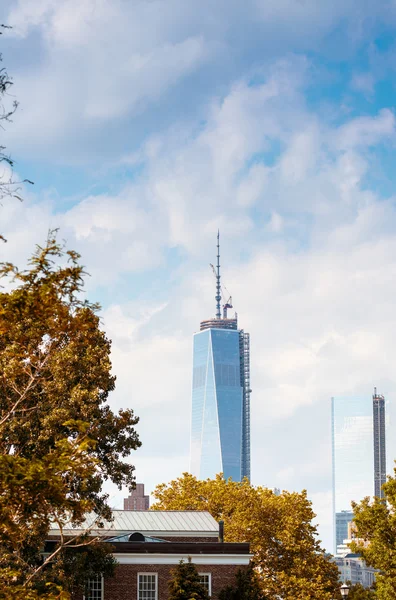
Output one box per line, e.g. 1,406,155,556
216,230,221,319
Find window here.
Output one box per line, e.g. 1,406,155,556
84,575,103,600
138,573,157,600
199,573,211,595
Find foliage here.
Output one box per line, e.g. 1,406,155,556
44,540,116,597
153,473,340,600
0,234,141,594
168,558,210,600
218,565,268,600
347,583,377,599
351,466,396,600
0,25,33,231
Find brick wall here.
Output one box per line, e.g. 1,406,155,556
73,562,245,600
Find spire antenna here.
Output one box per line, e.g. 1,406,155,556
216,230,221,319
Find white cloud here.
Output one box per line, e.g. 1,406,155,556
4,0,393,163
3,8,396,554
335,108,395,150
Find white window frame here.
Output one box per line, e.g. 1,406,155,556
137,572,158,600
83,575,104,600
198,572,212,596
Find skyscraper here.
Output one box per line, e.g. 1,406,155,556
331,396,374,554
331,390,387,553
124,483,150,511
335,510,354,552
190,232,251,482
373,388,386,499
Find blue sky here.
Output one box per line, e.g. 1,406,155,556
2,0,396,551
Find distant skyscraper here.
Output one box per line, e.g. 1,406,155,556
373,388,386,499
331,391,387,553
190,232,251,482
331,396,374,554
124,483,150,511
335,510,354,551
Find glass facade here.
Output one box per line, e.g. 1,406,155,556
335,510,353,550
191,328,244,481
331,396,374,554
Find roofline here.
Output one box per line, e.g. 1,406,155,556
108,542,250,554
110,553,253,565
48,530,219,538
42,550,252,566
111,510,217,522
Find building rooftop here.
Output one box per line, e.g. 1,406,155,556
200,318,238,331
48,510,220,538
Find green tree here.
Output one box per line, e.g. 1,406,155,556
347,583,377,599
218,565,268,600
351,467,396,600
0,234,141,596
153,473,340,600
168,558,210,600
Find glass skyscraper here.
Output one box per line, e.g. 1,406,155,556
335,510,353,551
190,233,251,482
331,392,387,554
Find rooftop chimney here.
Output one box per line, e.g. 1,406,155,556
219,520,224,543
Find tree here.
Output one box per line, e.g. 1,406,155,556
347,583,377,599
168,558,210,600
351,467,396,600
153,473,340,600
218,565,268,600
0,233,141,596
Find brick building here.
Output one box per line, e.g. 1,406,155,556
124,484,150,511
47,511,252,600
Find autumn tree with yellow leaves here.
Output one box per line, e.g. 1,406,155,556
0,235,141,598
153,473,340,600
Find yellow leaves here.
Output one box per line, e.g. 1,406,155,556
0,579,70,600
0,235,140,594
153,473,340,599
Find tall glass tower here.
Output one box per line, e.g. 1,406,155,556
331,396,374,554
373,388,386,499
331,391,387,554
190,233,251,482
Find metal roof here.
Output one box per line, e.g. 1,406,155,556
49,510,219,538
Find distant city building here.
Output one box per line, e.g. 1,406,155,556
190,232,251,482
331,390,388,554
335,511,354,551
124,483,150,511
373,388,387,499
333,553,376,588
331,396,374,555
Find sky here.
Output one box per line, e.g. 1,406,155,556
2,0,396,552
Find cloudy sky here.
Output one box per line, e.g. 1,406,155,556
2,0,396,551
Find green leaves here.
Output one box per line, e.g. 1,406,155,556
351,466,396,600
168,558,210,600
